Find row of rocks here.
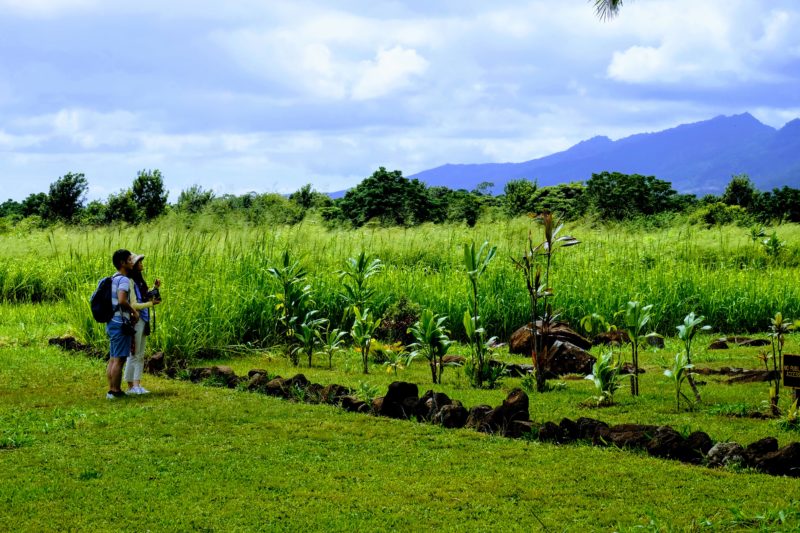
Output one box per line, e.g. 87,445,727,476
186,365,800,478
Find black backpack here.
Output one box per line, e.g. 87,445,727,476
90,274,120,323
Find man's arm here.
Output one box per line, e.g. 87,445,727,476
117,289,140,321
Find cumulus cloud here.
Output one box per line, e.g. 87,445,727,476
0,0,798,201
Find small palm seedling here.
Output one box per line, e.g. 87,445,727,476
622,300,654,397
664,352,696,412
762,232,785,260
408,309,453,384
315,326,347,370
338,251,383,321
778,400,800,431
463,241,497,388
748,225,766,245
356,381,380,405
767,312,796,416
351,307,381,374
585,351,621,407
676,312,709,403
382,349,414,377
293,310,327,368
579,313,614,338
267,250,313,365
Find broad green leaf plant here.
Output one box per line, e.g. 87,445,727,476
408,308,453,384
351,307,381,375
676,312,710,403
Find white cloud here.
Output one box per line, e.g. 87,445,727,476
351,46,428,100
0,0,96,17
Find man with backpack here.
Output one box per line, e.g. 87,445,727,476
104,249,139,399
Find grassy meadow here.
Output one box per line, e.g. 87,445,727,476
2,216,800,530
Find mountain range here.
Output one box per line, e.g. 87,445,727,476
405,113,800,195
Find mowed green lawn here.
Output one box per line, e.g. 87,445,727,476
2,303,800,532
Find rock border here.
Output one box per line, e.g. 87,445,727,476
186,365,800,478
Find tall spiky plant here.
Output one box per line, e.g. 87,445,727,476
622,300,653,396
767,312,796,416
463,241,497,388
676,312,710,403
267,250,313,365
512,212,579,392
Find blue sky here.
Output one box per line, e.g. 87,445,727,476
1,0,799,201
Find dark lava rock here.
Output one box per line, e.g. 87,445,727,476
685,431,714,456
708,340,729,350
725,370,777,384
377,381,419,419
602,424,659,449
593,330,630,346
575,417,609,441
751,443,800,477
320,384,352,405
248,368,269,378
744,437,779,464
434,404,468,429
620,363,646,375
646,335,665,349
265,377,289,397
509,321,592,354
247,372,270,392
189,367,213,383
211,366,238,388
507,420,535,439
286,374,310,390
538,421,563,443
465,405,493,430
505,364,535,377
707,442,745,467
48,335,91,353
340,396,369,413
305,383,324,402
538,340,596,377
442,355,466,365
559,418,579,443
480,389,530,436
646,426,703,463
144,351,165,374
414,390,452,421
737,338,770,347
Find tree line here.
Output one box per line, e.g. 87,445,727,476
1,167,798,229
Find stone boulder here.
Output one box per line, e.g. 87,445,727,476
645,426,704,463
537,340,596,377
320,384,351,405
592,330,630,346
686,431,714,456
601,424,659,449
211,366,239,388
433,404,468,429
340,396,370,413
414,390,453,421
442,355,466,365
247,368,269,378
620,363,646,375
646,335,665,349
750,443,800,476
509,321,592,354
708,340,729,350
247,372,270,392
144,352,165,374
465,405,493,430
376,381,419,419
744,437,779,464
478,389,530,437
538,421,563,443
707,442,746,467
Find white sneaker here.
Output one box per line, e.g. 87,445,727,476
137,386,151,395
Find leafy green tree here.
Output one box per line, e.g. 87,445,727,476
503,179,538,217
0,199,22,218
132,169,168,221
106,190,139,224
722,174,757,211
339,167,431,226
529,182,587,220
289,184,315,209
585,171,680,220
45,172,88,222
21,193,48,217
81,200,107,225
176,185,215,214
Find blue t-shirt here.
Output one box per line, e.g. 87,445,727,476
110,275,131,323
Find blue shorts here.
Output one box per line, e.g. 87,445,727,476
106,320,132,358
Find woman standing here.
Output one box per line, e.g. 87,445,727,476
125,253,161,394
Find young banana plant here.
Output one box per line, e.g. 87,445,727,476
408,308,452,384
463,241,497,388
623,300,654,397
351,307,381,374
676,312,710,403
